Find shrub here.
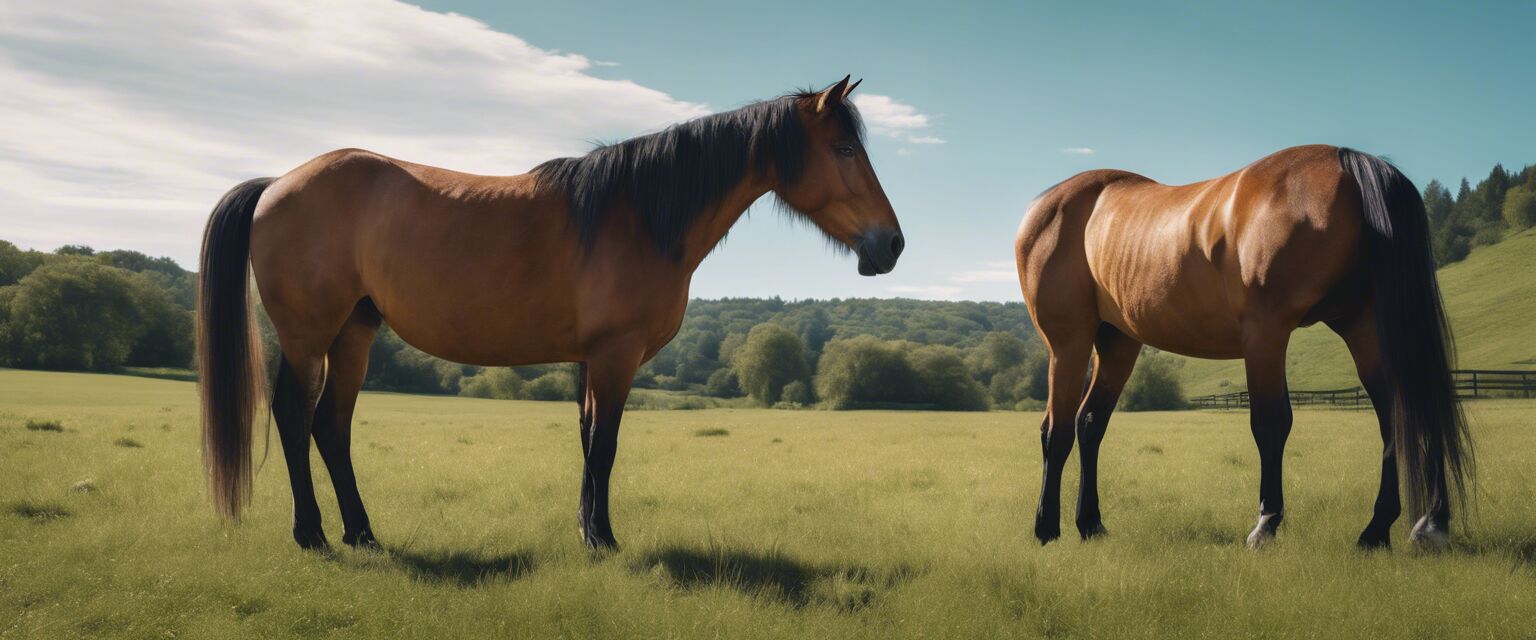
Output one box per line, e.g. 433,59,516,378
1119,349,1187,411
780,380,814,406
458,368,524,399
909,344,989,411
1503,185,1536,230
703,368,742,398
732,323,810,406
814,336,916,409
523,369,580,402
25,419,64,432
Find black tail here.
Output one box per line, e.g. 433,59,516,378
197,177,274,522
1338,148,1473,519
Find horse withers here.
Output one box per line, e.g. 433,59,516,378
197,76,904,551
1016,145,1472,550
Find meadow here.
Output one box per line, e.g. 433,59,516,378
2,369,1533,639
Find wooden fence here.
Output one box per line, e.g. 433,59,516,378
1188,369,1536,410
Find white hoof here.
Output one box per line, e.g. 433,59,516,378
1409,515,1450,552
1246,513,1281,550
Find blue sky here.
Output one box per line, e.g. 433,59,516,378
2,1,1532,300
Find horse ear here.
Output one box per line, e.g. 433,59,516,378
841,78,862,100
816,75,852,113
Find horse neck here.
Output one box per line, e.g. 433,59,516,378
678,173,773,269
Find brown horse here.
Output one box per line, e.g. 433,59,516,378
197,76,904,550
1016,145,1471,550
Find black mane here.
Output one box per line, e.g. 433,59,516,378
533,89,865,258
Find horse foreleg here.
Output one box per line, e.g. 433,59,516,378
1074,325,1142,540
578,348,641,551
1242,325,1294,549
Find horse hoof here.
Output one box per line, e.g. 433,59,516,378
343,530,380,549
1078,522,1109,540
1034,523,1061,546
580,526,619,552
1246,513,1282,550
293,528,329,550
1409,516,1449,552
1356,529,1391,550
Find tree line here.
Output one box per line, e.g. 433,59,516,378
1425,161,1536,265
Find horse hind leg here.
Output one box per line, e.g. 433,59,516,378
312,302,383,548
1074,324,1142,540
273,352,329,549
1327,305,1403,549
1034,331,1093,545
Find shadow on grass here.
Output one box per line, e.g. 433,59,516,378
329,546,538,587
388,547,537,586
634,545,923,611
1459,534,1536,567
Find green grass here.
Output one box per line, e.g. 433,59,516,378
1178,226,1536,395
1,369,1533,638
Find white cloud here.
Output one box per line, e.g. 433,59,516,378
949,260,1016,284
0,0,708,265
852,94,945,145
1060,147,1097,155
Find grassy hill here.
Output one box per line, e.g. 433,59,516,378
1178,227,1536,396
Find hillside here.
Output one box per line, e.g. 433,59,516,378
1178,227,1536,395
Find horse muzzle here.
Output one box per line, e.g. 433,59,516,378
855,228,904,276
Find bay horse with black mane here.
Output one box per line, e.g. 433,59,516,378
1017,145,1472,550
198,76,903,550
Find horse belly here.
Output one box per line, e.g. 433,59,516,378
1088,243,1244,360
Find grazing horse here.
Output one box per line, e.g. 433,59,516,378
198,76,904,550
1015,145,1472,550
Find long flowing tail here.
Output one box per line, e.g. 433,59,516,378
198,177,274,522
1338,148,1473,520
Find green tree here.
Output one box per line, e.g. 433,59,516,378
1502,185,1536,230
966,331,1029,385
732,323,810,406
813,335,915,409
0,241,46,287
0,259,149,370
703,368,741,398
1119,349,1186,411
779,380,813,406
910,344,989,410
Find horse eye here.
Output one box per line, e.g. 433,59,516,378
835,144,856,157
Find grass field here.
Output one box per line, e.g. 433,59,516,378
2,369,1533,639
1178,226,1536,395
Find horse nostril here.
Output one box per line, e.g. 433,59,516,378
889,233,905,259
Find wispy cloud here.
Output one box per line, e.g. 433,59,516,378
0,0,708,265
852,94,945,145
887,284,964,299
948,261,1016,283
1060,147,1097,155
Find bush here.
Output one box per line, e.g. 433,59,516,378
1503,185,1536,230
1119,349,1187,411
780,380,814,406
732,323,810,406
523,369,579,401
814,336,916,409
909,344,989,411
703,368,742,398
458,368,524,399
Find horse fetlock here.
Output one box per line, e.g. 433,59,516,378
1409,515,1450,552
343,529,379,549
293,526,329,550
1245,512,1283,550
1077,520,1109,540
1034,517,1061,545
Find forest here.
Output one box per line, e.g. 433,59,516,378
2,158,1530,411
